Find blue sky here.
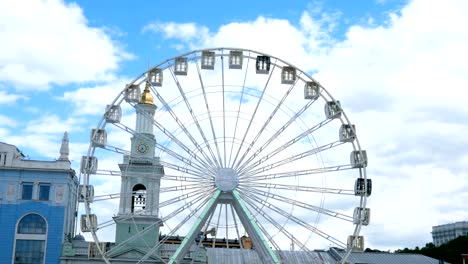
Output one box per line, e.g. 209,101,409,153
1,0,468,251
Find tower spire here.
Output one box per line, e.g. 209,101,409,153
59,131,69,161
140,82,154,105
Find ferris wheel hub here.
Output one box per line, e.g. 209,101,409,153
214,168,239,192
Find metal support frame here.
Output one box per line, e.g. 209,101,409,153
232,190,281,264
168,190,221,264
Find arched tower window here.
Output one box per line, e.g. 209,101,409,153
131,184,147,213
14,213,47,264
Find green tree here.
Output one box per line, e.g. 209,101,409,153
395,236,468,264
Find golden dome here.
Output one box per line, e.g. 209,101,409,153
140,82,154,105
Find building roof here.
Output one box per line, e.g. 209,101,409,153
205,247,450,264
62,240,452,264
0,141,73,171
344,252,449,264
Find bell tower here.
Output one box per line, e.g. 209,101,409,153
113,82,164,252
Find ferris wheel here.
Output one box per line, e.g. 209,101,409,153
79,48,371,264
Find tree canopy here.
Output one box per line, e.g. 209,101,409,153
394,236,468,264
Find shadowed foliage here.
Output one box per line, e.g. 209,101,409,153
394,236,468,264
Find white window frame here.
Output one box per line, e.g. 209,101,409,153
12,213,48,264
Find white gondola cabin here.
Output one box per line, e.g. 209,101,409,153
304,81,320,100
80,156,98,174
324,100,341,119
105,105,121,123
281,66,296,84
201,51,215,70
81,214,97,232
339,124,356,143
347,235,364,252
229,50,243,69
350,150,367,168
354,178,372,197
353,207,370,226
124,84,141,103
148,68,163,86
79,185,95,203
256,56,271,74
174,57,188,75
90,129,107,147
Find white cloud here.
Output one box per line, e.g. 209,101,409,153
144,14,332,71
0,115,19,127
144,22,210,43
140,0,468,250
0,90,29,105
0,112,89,160
0,0,133,90
25,114,86,134
59,79,131,116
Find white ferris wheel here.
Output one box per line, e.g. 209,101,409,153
79,48,371,264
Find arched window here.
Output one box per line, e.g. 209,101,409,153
14,213,47,264
131,184,147,213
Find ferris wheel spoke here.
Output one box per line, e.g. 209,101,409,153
155,143,212,176
241,194,315,254
105,218,162,259
238,118,334,175
92,185,215,202
240,182,354,195
221,54,227,167
91,169,211,183
168,67,222,169
211,204,223,248
111,119,210,175
159,187,214,208
196,62,224,168
228,55,251,167
162,188,217,223
106,123,206,174
162,174,213,183
160,183,214,193
92,169,123,177
97,203,161,231
191,208,217,263
92,192,121,202
92,189,161,202
128,100,213,171
241,196,327,263
230,61,277,169
231,190,281,263
94,186,170,231
95,219,117,230
97,143,131,156
159,160,213,180
229,203,244,249
236,98,319,172
151,84,219,170
168,190,221,264
241,198,282,252
239,186,353,222
107,189,214,257
225,204,229,248
233,74,301,171
152,117,216,172
241,164,355,182
240,140,346,177
95,197,162,231
238,189,347,248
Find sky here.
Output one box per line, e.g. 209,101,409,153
1,0,468,252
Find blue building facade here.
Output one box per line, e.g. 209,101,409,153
0,134,78,264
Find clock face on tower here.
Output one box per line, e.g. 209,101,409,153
137,143,149,154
